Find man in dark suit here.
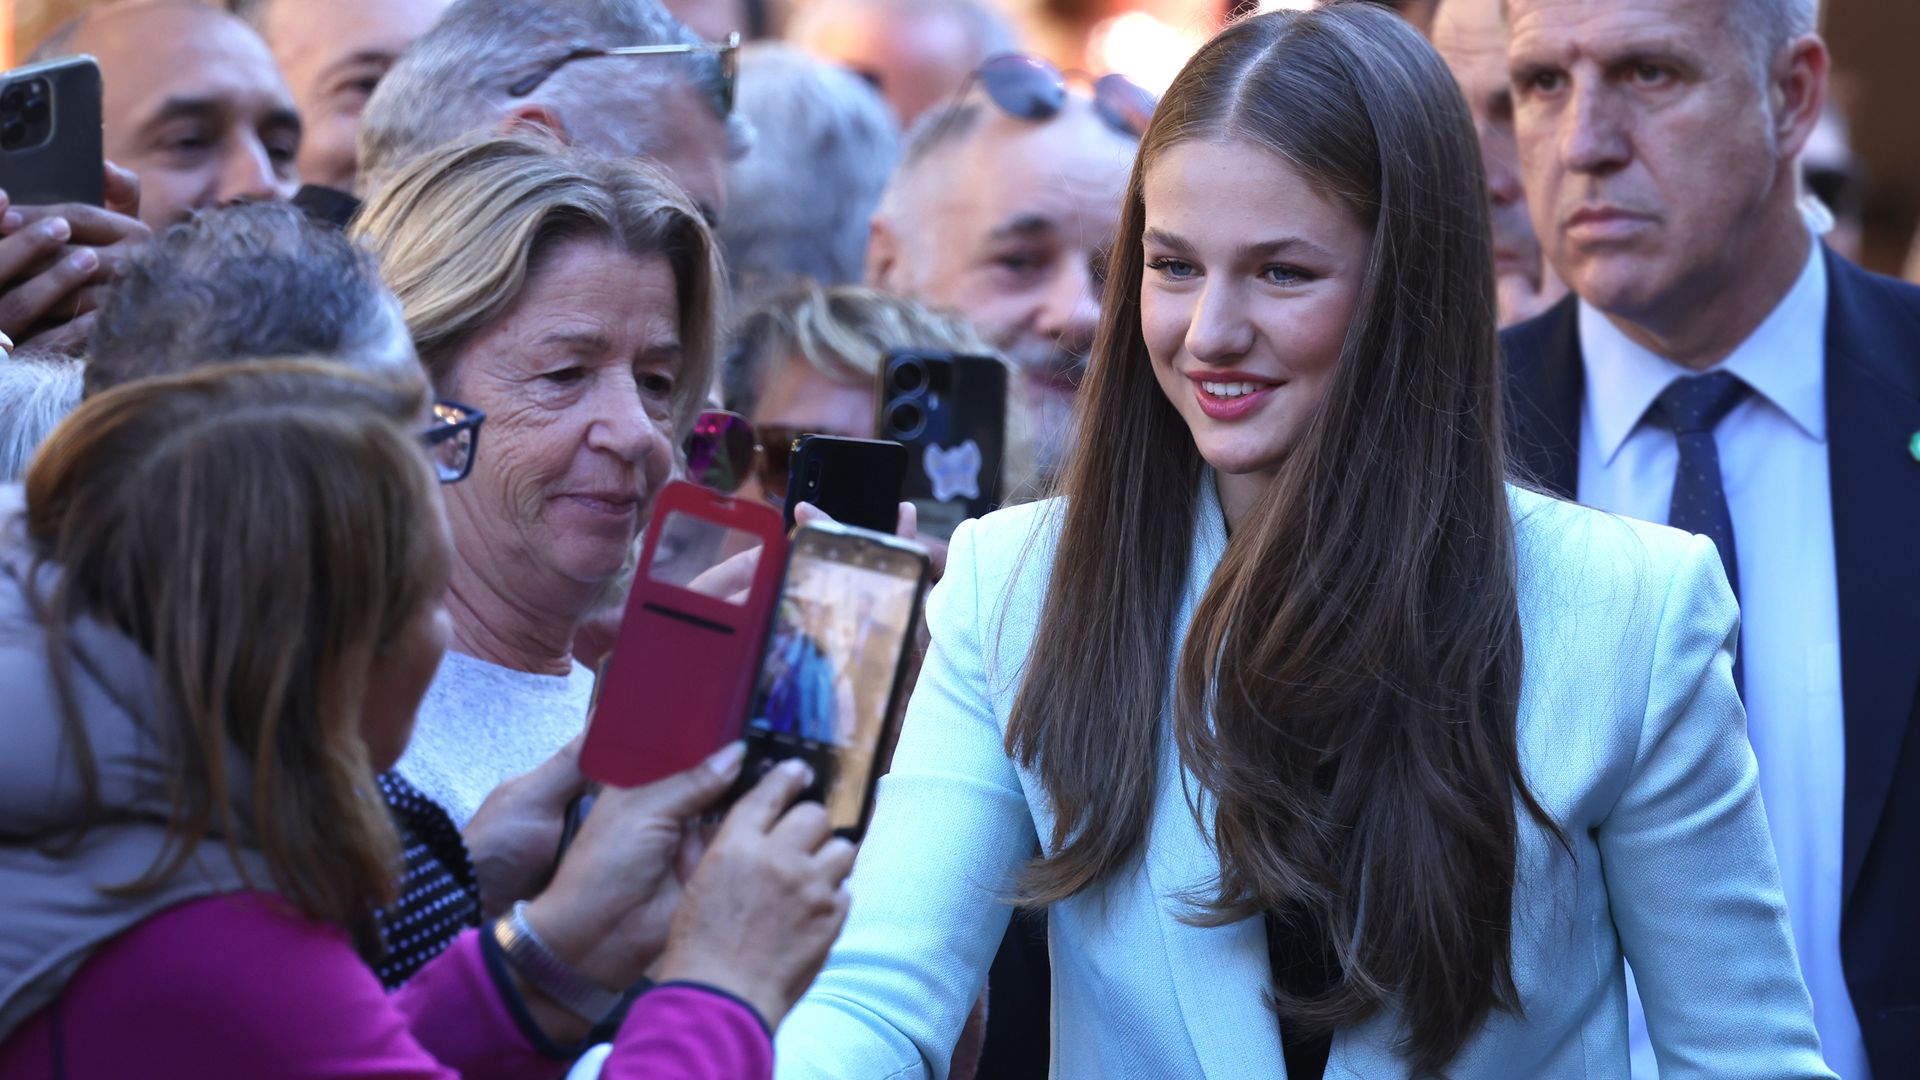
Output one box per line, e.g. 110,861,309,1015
1501,0,1919,1075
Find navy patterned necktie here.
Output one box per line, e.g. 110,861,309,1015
1648,371,1751,690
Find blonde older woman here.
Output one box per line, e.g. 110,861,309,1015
352,136,722,936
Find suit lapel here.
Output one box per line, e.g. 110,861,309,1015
1501,297,1584,499
1821,250,1920,904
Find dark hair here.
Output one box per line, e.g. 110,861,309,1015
87,202,414,398
1004,5,1559,1072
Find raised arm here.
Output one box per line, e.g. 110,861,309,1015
1599,533,1833,1079
775,517,1042,1080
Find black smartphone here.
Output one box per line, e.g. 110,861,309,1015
727,521,931,839
0,56,105,207
782,434,907,534
877,350,1008,542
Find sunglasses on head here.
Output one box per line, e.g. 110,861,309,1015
682,410,813,506
507,30,741,114
967,53,1157,139
421,399,485,483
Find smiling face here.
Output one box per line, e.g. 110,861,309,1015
439,241,682,619
873,98,1134,471
1506,0,1812,328
1140,138,1372,513
79,1,303,230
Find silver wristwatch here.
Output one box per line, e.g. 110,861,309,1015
492,900,623,1023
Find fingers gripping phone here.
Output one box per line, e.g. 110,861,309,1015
0,57,106,206
877,351,1008,542
782,434,907,534
728,522,930,840
581,482,788,788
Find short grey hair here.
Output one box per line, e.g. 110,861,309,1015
0,353,84,481
87,202,415,397
356,0,748,195
1738,0,1819,72
719,43,900,305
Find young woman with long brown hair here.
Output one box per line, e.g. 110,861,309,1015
774,6,1829,1078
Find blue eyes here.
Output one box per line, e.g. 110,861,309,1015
1145,258,1314,286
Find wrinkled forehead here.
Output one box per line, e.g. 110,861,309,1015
1505,0,1744,59
84,6,293,117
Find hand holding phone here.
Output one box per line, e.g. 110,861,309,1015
781,434,907,534
727,521,931,840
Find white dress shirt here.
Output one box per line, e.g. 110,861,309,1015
1577,246,1866,1079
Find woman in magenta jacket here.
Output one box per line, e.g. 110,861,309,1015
0,360,854,1079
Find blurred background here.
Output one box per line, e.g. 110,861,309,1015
7,0,1917,277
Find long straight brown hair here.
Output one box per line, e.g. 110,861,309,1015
25,360,443,949
1004,5,1559,1071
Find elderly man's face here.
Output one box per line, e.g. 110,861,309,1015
1433,0,1562,326
1507,0,1813,324
77,1,302,230
872,100,1134,472
258,0,451,192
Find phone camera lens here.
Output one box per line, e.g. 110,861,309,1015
887,400,925,441
891,359,927,395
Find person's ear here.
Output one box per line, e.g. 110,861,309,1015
1771,34,1829,162
500,103,572,143
866,214,901,290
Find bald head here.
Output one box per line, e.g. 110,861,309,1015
869,91,1135,473
51,0,300,230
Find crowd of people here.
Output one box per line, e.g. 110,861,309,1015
0,0,1913,1077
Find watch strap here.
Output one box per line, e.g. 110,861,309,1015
491,900,623,1023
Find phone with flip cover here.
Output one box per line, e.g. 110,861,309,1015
0,56,105,207
876,350,1007,542
581,481,788,789
726,521,931,840
781,434,907,534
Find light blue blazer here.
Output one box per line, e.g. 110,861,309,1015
776,482,1832,1079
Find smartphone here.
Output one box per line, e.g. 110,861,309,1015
876,350,1008,542
782,434,907,534
581,482,789,788
0,57,105,207
729,521,931,839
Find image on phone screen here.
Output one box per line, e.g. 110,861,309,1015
739,527,925,833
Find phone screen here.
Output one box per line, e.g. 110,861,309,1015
740,527,926,832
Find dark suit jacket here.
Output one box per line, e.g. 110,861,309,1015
1501,247,1920,1070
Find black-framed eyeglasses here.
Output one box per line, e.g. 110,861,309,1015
507,31,741,115
422,399,485,483
963,53,1157,139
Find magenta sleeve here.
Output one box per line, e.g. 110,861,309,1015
600,983,776,1080
394,929,564,1080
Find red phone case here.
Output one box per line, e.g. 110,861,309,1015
581,482,788,787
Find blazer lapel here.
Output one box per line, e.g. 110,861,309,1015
1144,478,1290,1079
1821,249,1920,904
1501,297,1584,499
